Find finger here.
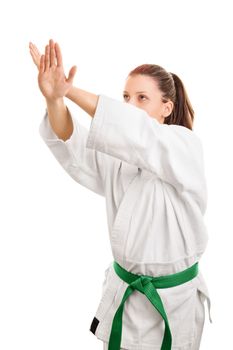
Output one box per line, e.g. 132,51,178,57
49,39,56,67
39,54,45,73
29,43,37,57
32,43,40,55
29,43,39,58
32,44,40,57
29,42,38,51
30,52,38,66
29,42,42,70
67,66,77,83
29,47,39,62
55,42,63,67
45,45,50,71
29,47,36,61
29,42,35,50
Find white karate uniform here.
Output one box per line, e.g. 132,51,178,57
39,94,212,350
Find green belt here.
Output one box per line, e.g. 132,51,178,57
108,261,199,350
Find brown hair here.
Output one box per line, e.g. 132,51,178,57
127,64,194,130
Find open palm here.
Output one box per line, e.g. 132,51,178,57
30,39,77,101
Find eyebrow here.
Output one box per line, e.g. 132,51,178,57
123,90,148,94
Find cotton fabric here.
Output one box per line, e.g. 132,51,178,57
38,94,212,349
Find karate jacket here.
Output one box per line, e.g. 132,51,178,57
38,94,212,349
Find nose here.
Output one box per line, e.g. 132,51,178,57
127,97,138,107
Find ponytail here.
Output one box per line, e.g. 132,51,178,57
164,72,194,130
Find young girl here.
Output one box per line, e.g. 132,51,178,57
29,39,212,350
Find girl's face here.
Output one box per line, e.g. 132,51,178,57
123,74,173,124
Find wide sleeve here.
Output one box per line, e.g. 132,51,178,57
86,94,208,212
38,106,107,197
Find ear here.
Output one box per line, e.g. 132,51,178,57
163,100,174,117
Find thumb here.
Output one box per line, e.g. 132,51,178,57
67,65,77,84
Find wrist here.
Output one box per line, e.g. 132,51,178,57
65,85,75,99
45,97,64,106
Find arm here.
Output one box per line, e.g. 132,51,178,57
64,88,205,197
36,40,110,196
39,104,108,197
45,97,73,141
66,86,99,118
83,94,207,213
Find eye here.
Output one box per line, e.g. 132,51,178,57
123,94,147,101
139,95,147,100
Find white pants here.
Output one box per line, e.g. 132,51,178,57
102,290,205,350
190,289,205,350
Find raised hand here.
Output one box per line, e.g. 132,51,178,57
29,42,41,70
37,39,77,101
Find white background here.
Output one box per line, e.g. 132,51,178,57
0,0,232,349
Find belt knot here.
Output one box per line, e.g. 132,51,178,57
130,275,153,293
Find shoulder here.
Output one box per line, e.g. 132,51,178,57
166,123,203,148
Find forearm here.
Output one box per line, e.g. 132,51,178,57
45,98,73,141
65,86,99,118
